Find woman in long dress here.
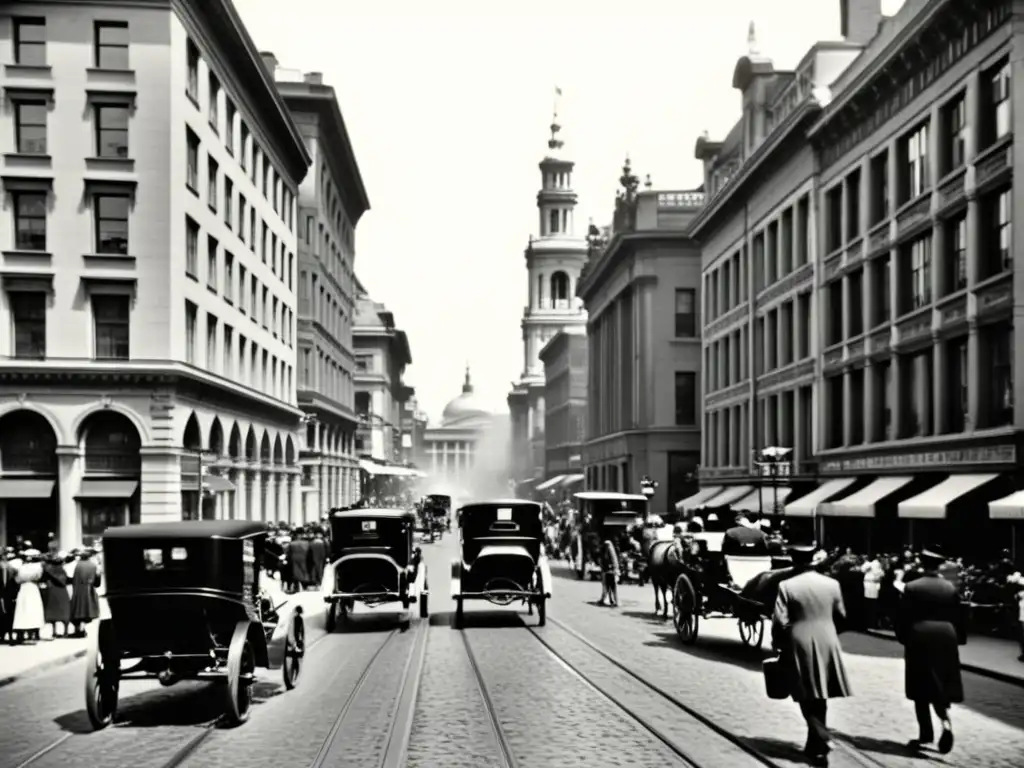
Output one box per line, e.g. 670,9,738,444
70,550,102,636
12,549,45,642
42,553,72,638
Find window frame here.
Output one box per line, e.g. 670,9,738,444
9,291,47,359
94,104,130,159
13,191,47,252
14,100,47,155
93,194,130,255
93,21,129,70
92,294,130,360
674,288,696,338
13,18,46,67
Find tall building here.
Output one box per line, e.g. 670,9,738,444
577,160,705,515
508,94,588,488
535,328,587,499
272,59,368,518
0,1,310,548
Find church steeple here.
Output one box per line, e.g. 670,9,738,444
537,86,578,240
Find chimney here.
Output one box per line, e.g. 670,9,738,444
304,72,323,85
259,51,278,76
839,0,882,46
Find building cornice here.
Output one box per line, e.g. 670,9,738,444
576,229,694,303
297,390,358,427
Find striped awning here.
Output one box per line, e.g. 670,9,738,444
989,489,1024,520
732,487,792,514
675,486,722,513
536,475,567,492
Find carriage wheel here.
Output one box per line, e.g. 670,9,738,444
325,601,337,633
454,598,464,629
84,620,120,730
223,621,256,726
672,575,699,645
283,615,305,690
738,617,764,649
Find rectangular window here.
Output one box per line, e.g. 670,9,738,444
675,372,697,426
240,123,250,171
986,325,1013,426
225,100,236,154
208,72,220,130
250,276,258,321
248,208,256,250
946,216,967,294
207,156,218,210
674,288,696,337
223,325,234,379
845,167,861,241
908,235,932,311
13,18,46,66
206,235,218,291
238,266,247,313
13,192,47,251
185,301,197,364
92,295,130,360
944,94,966,173
873,255,891,326
93,21,129,70
825,185,842,252
224,178,233,228
185,217,199,277
206,313,217,370
901,123,929,202
186,128,199,190
261,287,269,328
9,292,46,359
94,195,129,254
224,251,234,303
95,105,129,158
14,101,47,155
988,60,1011,144
870,150,889,225
185,39,199,102
237,195,246,238
993,189,1012,275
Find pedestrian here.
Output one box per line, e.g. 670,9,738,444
0,548,18,643
70,548,102,637
898,547,963,755
771,544,852,767
287,529,310,593
41,552,72,638
1009,570,1024,661
308,530,328,588
861,555,883,630
598,539,619,607
12,549,45,642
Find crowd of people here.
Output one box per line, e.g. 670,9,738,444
262,522,331,593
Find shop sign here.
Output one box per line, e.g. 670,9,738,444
820,444,1015,473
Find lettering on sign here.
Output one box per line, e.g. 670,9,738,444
820,444,1015,472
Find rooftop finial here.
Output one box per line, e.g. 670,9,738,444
548,86,564,152
463,364,473,393
747,21,759,56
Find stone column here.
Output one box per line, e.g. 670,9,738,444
139,447,183,524
56,447,82,548
251,468,263,521
288,472,300,525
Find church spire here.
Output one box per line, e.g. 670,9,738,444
463,364,473,394
747,21,759,55
537,86,577,239
548,86,564,153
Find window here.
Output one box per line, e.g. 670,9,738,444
991,189,1012,276
947,337,968,433
186,128,199,191
185,217,199,277
261,287,269,328
250,276,258,321
248,208,256,250
206,313,217,370
240,123,250,171
548,209,559,234
223,325,234,378
92,295,130,360
985,325,1013,426
208,73,220,130
675,372,697,426
238,266,247,313
225,100,236,154
988,60,1011,143
13,192,47,251
825,185,842,252
185,301,197,364
9,292,46,359
207,156,218,210
870,150,889,225
901,123,929,202
14,101,47,155
93,21,128,69
224,251,234,303
95,105,129,158
674,289,696,337
946,216,967,294
845,168,861,241
206,235,218,291
185,39,199,102
873,255,891,326
907,235,932,311
237,196,246,240
224,178,233,227
13,18,46,66
94,195,129,254
944,95,966,173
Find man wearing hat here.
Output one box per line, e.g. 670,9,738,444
771,544,852,766
897,547,962,755
722,513,768,556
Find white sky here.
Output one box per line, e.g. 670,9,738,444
233,0,905,423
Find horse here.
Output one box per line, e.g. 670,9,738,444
635,524,681,618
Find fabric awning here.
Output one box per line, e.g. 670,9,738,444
700,485,752,509
0,478,55,499
674,486,722,512
202,473,236,493
989,490,1024,520
898,474,999,519
784,478,856,517
536,475,567,492
732,487,793,514
75,479,138,499
359,460,416,477
819,476,913,518
560,474,585,487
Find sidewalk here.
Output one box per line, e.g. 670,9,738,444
864,628,1024,687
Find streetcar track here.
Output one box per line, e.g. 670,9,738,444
460,629,522,768
380,620,430,768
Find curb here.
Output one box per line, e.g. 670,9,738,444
860,629,1024,689
0,648,88,690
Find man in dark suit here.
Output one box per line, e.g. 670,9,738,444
722,513,768,555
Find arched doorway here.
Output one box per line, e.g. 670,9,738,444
180,412,203,520
77,410,142,544
0,410,58,550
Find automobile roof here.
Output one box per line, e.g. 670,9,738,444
460,499,541,510
101,520,269,541
330,508,416,520
574,492,649,502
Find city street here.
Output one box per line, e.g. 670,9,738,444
0,535,1022,768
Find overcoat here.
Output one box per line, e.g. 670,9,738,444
70,558,102,623
287,538,311,584
41,560,71,624
897,571,964,704
308,537,328,584
771,569,852,702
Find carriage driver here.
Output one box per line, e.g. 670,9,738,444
722,512,769,555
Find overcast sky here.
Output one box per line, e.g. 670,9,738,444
233,0,905,423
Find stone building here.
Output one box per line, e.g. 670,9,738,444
535,328,587,497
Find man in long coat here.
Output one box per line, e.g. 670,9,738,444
0,549,18,642
772,544,852,767
287,531,311,592
70,549,102,636
722,513,768,555
308,532,328,589
897,548,963,755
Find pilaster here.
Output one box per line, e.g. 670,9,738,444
252,468,264,521
56,446,82,548
139,447,183,524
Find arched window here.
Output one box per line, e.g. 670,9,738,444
551,271,570,305
548,209,559,234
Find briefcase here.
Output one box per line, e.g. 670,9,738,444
762,656,789,700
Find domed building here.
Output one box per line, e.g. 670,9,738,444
421,367,500,487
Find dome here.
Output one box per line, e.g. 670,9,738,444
442,367,492,425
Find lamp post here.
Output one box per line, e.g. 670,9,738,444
640,475,658,522
755,446,792,520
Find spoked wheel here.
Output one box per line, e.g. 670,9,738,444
223,621,256,726
738,617,764,648
672,574,699,645
325,601,337,633
283,614,305,690
84,620,120,730
454,597,464,629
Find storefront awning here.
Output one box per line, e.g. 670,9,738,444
536,475,567,492
989,490,1024,520
700,485,752,510
674,486,722,512
784,478,855,517
202,474,236,493
0,478,55,499
898,474,999,519
819,476,912,518
560,474,585,488
732,487,793,514
75,479,138,499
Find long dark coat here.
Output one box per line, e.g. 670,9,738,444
70,558,102,623
41,561,71,623
771,569,852,702
897,571,964,705
308,537,328,585
0,561,17,632
287,539,311,584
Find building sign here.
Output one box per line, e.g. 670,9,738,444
820,444,1015,473
755,461,791,477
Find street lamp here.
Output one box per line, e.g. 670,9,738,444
640,475,658,522
754,446,792,520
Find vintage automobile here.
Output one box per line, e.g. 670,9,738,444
87,520,305,729
423,494,451,542
451,499,552,628
571,492,649,582
323,508,428,631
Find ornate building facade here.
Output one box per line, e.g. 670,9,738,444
508,93,588,486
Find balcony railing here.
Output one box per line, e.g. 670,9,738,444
84,451,141,474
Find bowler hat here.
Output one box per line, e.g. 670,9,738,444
919,548,945,567
786,543,819,563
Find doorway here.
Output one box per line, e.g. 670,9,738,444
5,498,58,551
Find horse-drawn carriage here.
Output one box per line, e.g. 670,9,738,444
422,494,451,542
451,499,552,628
86,521,306,729
571,492,647,583
323,508,428,631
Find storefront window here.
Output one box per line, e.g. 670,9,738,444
81,502,126,545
